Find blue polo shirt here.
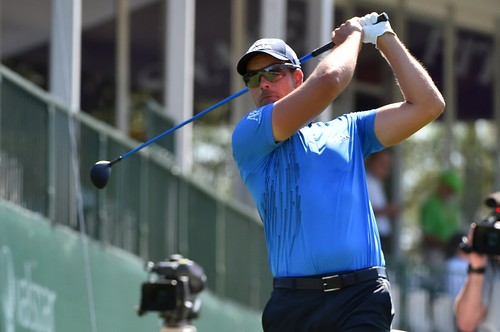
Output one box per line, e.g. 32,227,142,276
232,103,385,277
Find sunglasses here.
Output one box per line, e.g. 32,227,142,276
243,63,300,88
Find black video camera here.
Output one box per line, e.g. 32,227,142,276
137,254,206,327
462,192,500,255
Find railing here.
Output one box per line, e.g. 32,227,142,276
0,64,466,330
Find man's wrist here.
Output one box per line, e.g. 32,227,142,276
467,264,486,274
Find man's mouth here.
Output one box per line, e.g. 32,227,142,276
260,94,278,105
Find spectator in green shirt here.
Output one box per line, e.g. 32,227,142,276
420,170,463,266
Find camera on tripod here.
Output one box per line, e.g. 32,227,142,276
137,254,207,328
462,192,500,255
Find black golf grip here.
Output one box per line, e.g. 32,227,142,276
309,12,389,59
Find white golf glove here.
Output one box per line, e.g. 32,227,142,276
359,12,395,47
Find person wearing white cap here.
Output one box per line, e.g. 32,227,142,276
232,12,445,331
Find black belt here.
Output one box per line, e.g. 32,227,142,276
273,267,387,292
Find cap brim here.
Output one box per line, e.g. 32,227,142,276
237,50,290,76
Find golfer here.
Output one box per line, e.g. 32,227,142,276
231,12,445,331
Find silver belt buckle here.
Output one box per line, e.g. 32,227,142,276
322,274,341,292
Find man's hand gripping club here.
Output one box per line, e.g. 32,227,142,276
359,12,395,47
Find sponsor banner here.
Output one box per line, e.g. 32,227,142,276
0,201,159,332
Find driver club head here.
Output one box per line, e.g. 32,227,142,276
90,160,112,189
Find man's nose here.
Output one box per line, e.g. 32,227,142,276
259,75,272,88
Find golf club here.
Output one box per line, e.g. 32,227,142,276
90,13,389,189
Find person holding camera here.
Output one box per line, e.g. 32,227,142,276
454,222,500,331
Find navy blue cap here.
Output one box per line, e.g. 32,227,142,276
237,38,301,75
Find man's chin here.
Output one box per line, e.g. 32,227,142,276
259,97,277,107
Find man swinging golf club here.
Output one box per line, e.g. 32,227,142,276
232,12,445,331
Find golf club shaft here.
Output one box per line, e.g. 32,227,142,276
112,87,250,165
299,42,334,63
112,12,389,165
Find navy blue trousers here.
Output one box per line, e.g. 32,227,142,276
262,277,394,332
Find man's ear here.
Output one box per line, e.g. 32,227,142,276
294,69,304,88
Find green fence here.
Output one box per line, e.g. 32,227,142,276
0,64,272,313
